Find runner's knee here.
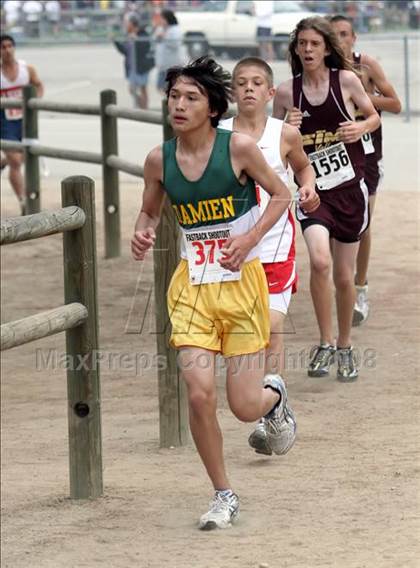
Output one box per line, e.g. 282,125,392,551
188,386,217,416
310,253,331,275
333,270,354,290
6,153,22,168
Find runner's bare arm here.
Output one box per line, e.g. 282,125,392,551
131,146,166,261
273,80,302,127
362,54,402,114
28,65,44,97
273,81,292,119
219,134,291,271
282,125,319,213
337,70,381,144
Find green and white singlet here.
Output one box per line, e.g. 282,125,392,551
163,129,260,284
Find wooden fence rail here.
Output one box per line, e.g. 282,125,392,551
0,89,188,449
1,303,88,351
0,206,85,244
0,175,103,499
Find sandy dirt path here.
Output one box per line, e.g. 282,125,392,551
1,176,419,568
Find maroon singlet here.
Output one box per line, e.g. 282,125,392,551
293,68,365,191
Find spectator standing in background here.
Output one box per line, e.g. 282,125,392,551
22,0,43,38
154,9,187,95
45,0,61,36
113,12,154,109
254,0,274,61
3,1,21,31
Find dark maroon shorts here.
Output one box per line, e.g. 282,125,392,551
364,154,384,196
296,179,370,243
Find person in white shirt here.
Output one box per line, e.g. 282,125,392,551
45,0,61,36
3,0,21,30
154,9,187,94
22,0,43,38
254,0,274,60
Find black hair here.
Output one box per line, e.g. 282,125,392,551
232,56,274,87
288,17,354,76
165,56,232,127
0,34,16,47
329,14,355,33
161,9,178,26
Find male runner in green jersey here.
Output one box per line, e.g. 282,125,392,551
131,57,318,530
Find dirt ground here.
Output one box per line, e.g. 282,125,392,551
1,178,419,568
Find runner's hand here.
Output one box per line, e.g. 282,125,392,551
131,228,156,260
219,234,254,272
298,185,320,213
285,107,303,128
337,121,366,144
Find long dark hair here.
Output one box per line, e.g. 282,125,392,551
288,17,354,76
161,9,178,26
165,56,232,127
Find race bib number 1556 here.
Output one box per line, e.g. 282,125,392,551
309,142,355,191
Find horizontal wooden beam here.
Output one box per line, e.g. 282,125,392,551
1,303,88,351
0,139,24,152
28,99,100,115
0,98,22,109
105,104,162,124
1,206,86,245
106,154,143,177
29,144,102,164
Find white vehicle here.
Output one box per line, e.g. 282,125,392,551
177,0,318,59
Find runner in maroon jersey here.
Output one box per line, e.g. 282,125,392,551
273,17,380,382
330,15,401,326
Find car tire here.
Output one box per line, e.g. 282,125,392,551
273,34,289,60
185,34,209,58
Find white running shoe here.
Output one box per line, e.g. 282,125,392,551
263,374,297,456
198,491,240,530
353,284,369,326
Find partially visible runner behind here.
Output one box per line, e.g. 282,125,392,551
132,57,305,530
330,14,401,326
219,56,319,456
0,34,43,215
273,17,380,382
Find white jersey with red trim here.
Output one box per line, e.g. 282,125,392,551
0,60,30,120
219,116,295,263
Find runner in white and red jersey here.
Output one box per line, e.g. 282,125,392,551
220,56,319,456
330,15,401,326
1,34,43,214
273,17,380,382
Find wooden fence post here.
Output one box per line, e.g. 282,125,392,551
153,101,189,448
62,175,103,499
100,89,120,258
23,85,40,214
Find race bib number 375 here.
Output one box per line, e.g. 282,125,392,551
309,142,355,191
184,225,241,285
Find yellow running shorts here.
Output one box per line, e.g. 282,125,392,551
167,258,269,357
